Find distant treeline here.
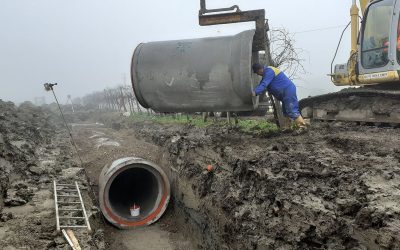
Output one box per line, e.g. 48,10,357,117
71,85,149,114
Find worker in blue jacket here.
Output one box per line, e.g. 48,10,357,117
251,63,306,127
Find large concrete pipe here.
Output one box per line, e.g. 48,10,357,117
131,30,259,112
99,157,170,229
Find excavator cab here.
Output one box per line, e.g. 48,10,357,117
301,0,400,124
333,0,400,85
358,0,400,77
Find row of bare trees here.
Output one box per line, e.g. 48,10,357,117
72,85,148,114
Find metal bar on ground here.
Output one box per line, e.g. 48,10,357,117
59,217,85,219
56,189,78,192
60,225,88,228
57,184,76,187
54,180,60,232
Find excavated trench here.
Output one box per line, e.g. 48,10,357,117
128,120,400,250
69,112,400,250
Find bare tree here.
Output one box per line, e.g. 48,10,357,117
75,84,148,114
266,28,306,80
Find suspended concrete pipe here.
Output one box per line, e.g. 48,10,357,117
99,157,170,229
131,29,259,113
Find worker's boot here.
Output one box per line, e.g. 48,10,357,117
294,115,306,128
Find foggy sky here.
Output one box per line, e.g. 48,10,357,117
0,0,351,104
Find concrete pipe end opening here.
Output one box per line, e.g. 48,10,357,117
99,157,170,229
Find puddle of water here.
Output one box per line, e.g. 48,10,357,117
96,138,120,148
70,123,104,128
89,131,106,139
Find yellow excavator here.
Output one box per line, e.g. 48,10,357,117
198,0,400,124
332,0,398,86
300,0,400,124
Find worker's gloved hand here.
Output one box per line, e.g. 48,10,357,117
252,90,256,97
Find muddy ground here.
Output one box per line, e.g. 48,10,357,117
70,111,400,250
0,101,104,250
2,104,400,250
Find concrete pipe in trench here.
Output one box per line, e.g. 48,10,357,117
131,29,260,113
99,157,170,229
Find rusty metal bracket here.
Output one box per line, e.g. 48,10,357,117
199,0,267,51
199,0,240,15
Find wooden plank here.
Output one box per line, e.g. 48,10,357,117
62,229,76,250
66,229,82,250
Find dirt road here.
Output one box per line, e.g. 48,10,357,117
71,112,400,249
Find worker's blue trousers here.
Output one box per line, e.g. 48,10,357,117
281,85,301,120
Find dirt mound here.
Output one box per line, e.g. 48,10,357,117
133,121,400,249
0,100,103,249
0,101,56,202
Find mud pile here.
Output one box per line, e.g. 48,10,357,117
0,100,103,249
0,101,55,202
133,121,400,249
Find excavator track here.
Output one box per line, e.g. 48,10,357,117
299,88,400,125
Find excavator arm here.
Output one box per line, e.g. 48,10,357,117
349,0,370,83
